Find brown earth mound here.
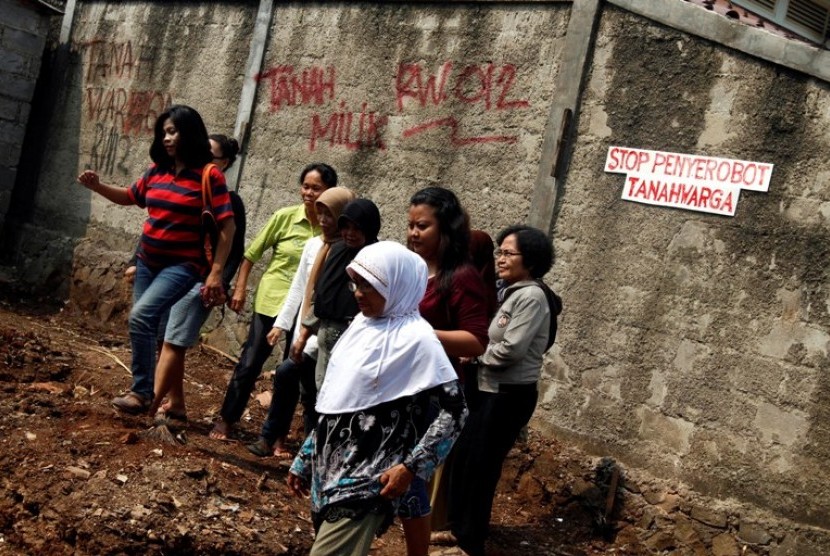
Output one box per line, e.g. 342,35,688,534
0,297,663,555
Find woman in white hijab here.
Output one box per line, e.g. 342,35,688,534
288,241,468,556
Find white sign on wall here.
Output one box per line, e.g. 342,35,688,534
604,146,773,217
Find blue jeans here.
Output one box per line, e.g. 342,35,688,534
130,259,199,399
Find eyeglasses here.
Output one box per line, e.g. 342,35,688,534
348,280,376,293
494,249,522,258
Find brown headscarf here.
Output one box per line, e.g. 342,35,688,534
301,187,357,319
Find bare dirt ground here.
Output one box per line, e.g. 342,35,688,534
0,293,652,556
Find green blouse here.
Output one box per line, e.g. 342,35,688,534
244,204,320,317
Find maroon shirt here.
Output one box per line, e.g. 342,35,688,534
419,264,490,372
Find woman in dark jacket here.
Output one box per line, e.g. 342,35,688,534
291,198,382,389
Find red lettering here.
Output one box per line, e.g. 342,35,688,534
730,161,744,184
309,104,387,152
742,164,757,186
454,64,493,108
259,65,336,112
634,178,647,198
721,191,734,213
495,64,529,110
715,160,729,181
309,112,338,151
651,152,666,174
648,179,660,200
626,175,639,196
86,87,170,136
81,39,140,83
656,182,668,203
395,62,453,111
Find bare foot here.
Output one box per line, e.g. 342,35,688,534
209,420,232,440
273,439,293,458
430,531,458,545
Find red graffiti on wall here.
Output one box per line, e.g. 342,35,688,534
76,39,157,83
88,123,133,175
259,60,530,152
395,62,530,112
257,65,336,112
85,87,173,136
402,117,517,146
309,102,387,152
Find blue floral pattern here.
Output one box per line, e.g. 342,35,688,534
290,380,467,530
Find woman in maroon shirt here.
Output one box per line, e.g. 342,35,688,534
402,186,490,555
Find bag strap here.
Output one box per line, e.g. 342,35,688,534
202,163,217,211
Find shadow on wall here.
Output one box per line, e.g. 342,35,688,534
0,39,88,301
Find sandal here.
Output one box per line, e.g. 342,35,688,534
246,437,274,458
112,392,151,415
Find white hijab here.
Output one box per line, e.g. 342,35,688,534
315,241,457,414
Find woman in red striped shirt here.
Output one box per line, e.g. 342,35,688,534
77,104,236,415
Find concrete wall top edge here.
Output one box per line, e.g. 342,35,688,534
609,0,830,84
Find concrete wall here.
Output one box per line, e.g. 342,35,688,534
0,0,56,236
541,1,830,533
22,1,256,300
242,3,568,243
6,0,830,545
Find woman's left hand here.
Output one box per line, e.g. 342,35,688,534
379,464,414,499
287,473,309,498
202,270,225,305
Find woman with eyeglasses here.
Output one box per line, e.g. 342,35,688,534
447,225,562,556
287,241,467,556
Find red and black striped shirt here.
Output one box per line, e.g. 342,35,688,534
129,163,233,274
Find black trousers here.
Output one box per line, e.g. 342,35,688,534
260,352,317,444
219,312,283,424
449,384,538,556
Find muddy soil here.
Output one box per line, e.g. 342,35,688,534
0,296,651,555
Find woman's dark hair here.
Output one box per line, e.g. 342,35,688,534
496,225,554,279
149,105,212,168
209,134,240,170
409,186,470,294
300,162,338,189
